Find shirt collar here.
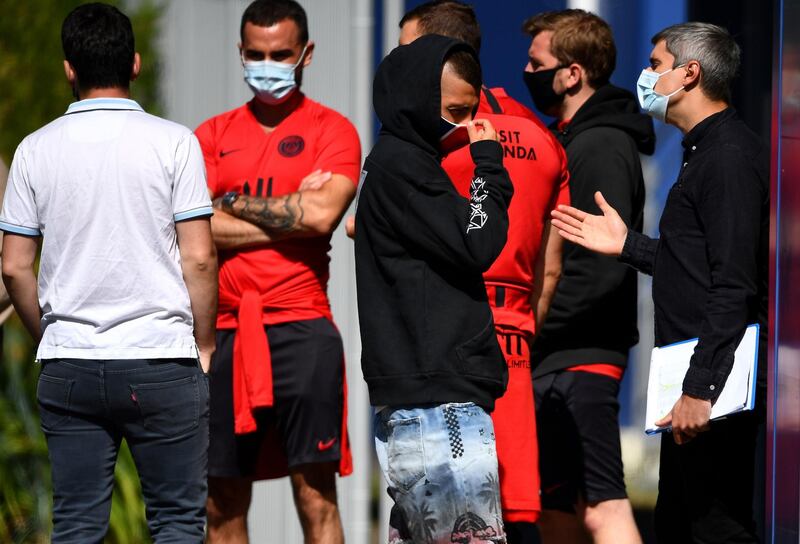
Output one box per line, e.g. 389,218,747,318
682,107,735,150
65,97,144,115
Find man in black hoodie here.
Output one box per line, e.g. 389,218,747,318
521,9,654,544
355,34,513,543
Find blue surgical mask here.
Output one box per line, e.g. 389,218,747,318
243,45,307,105
636,65,685,123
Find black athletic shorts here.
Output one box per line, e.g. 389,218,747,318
208,318,344,478
533,369,627,511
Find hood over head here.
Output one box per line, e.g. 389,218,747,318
373,34,479,158
557,84,656,155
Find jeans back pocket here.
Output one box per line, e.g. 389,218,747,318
387,417,426,491
37,374,74,431
131,375,199,436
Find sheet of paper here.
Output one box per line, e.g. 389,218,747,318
657,351,688,420
645,324,759,434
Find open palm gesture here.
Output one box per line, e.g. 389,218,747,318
551,191,628,256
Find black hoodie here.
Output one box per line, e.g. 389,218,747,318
531,84,655,378
355,35,514,410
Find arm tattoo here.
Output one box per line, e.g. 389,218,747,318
232,193,305,234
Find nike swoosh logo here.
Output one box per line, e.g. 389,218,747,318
219,148,243,158
317,438,337,451
543,482,566,495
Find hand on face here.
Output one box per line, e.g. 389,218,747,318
466,119,497,143
439,61,479,152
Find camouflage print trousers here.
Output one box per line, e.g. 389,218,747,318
374,402,506,544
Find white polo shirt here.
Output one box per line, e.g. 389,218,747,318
0,98,213,360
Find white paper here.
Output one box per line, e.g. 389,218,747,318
645,324,759,434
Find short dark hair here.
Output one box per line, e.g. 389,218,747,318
61,2,135,92
241,0,309,43
443,49,482,93
400,1,481,53
651,22,740,102
523,9,615,88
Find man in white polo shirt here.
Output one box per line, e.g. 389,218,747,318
0,4,217,542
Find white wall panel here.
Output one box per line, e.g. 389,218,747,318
567,0,601,14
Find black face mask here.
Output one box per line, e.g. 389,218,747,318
523,68,566,114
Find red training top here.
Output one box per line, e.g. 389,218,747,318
196,95,362,329
196,96,361,477
442,87,570,337
441,87,570,523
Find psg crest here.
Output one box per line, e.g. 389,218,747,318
278,135,305,157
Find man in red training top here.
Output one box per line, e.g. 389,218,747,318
195,1,361,542
399,3,570,543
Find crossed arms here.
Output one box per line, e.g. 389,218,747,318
210,169,356,250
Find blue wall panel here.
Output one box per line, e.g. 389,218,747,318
769,1,800,540
404,0,566,112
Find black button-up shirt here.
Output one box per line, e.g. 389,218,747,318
621,108,769,401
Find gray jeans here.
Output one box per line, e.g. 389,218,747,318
38,358,209,543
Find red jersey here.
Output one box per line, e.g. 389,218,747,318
442,88,570,336
196,97,360,478
479,86,547,125
195,96,361,329
441,87,570,523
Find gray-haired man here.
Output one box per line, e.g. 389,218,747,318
551,22,768,543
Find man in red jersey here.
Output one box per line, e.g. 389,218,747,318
398,3,570,543
195,1,361,542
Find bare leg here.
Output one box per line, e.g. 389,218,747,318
206,476,253,543
579,498,642,544
290,462,344,544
